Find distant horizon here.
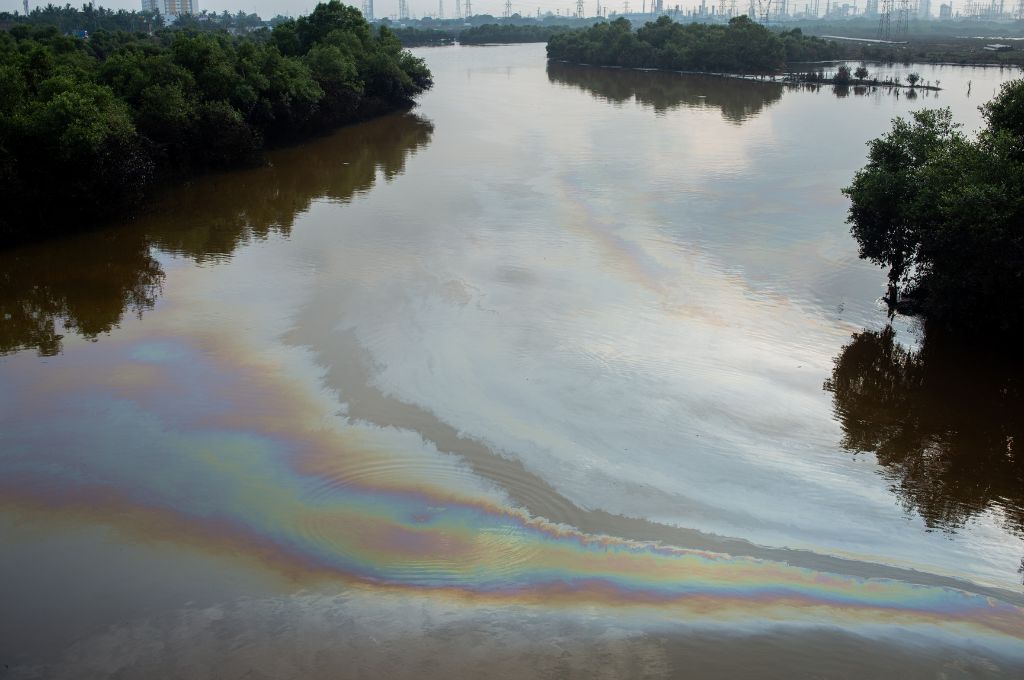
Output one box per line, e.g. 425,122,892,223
13,0,1024,24
0,0,957,21
2,0,682,21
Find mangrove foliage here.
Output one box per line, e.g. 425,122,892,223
0,1,432,243
546,16,840,74
843,79,1024,335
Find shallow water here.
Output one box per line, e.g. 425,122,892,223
1,45,1022,678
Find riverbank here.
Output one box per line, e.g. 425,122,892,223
826,35,1024,68
0,2,432,247
0,96,420,249
548,60,942,93
546,16,842,77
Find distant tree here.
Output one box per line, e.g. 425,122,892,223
833,64,851,85
907,71,921,87
458,23,567,45
546,14,839,75
854,65,868,81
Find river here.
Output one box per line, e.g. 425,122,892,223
1,43,1022,678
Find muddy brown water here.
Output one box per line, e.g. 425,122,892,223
1,44,1022,678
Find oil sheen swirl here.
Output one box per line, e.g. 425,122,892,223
1,332,1023,654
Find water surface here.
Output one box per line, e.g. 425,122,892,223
1,45,1022,678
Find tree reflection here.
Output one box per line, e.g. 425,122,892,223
0,112,434,355
0,229,164,356
824,326,1024,537
145,113,434,261
546,62,783,123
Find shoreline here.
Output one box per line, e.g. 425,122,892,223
548,59,943,90
0,98,419,250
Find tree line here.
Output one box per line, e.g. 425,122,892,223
459,23,569,45
391,23,570,48
1,3,164,34
546,16,841,74
843,79,1024,336
391,27,457,47
0,2,432,243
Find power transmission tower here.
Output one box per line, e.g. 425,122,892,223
624,0,630,12
756,0,772,21
577,0,585,14
729,0,738,14
455,0,462,17
439,0,444,18
878,0,892,37
466,0,472,16
504,0,512,17
895,0,911,32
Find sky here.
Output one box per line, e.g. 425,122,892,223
3,0,715,21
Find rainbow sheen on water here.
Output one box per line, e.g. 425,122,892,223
1,46,1022,678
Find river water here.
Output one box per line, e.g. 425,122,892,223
1,44,1022,678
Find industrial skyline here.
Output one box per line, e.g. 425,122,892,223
6,0,1021,19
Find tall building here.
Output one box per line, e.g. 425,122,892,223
939,1,952,16
918,0,932,16
141,0,196,16
865,0,879,15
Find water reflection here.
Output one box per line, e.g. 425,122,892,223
146,113,434,262
824,326,1024,537
0,229,163,356
0,113,433,356
546,61,783,123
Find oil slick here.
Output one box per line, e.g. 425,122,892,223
2,329,1022,661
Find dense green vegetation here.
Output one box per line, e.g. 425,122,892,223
547,16,840,74
0,1,431,243
843,79,1024,335
0,4,289,34
0,3,164,33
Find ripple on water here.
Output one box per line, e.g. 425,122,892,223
286,442,557,586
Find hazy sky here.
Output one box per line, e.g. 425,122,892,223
3,0,710,20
